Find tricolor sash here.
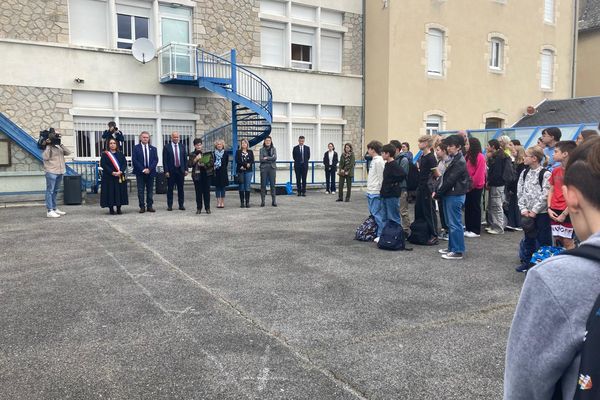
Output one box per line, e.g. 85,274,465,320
105,151,126,183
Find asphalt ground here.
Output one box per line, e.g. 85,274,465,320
0,188,525,399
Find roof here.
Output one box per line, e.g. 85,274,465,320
513,96,600,127
580,0,600,32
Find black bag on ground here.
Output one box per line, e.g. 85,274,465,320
155,172,167,194
355,215,377,242
377,220,406,251
408,219,430,245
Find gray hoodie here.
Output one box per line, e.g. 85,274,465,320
504,232,600,400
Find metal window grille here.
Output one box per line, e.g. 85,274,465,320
292,124,317,161
162,120,195,152
73,118,111,159
270,123,290,160
321,125,343,155
120,118,156,158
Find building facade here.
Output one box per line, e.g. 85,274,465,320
365,0,578,146
0,0,363,185
576,0,600,97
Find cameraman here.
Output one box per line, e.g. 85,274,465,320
102,121,124,150
41,128,71,218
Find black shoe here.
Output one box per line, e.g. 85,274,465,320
196,209,201,214
147,207,155,213
206,209,211,214
117,208,123,215
109,209,116,215
426,237,439,246
272,201,277,207
179,206,186,211
167,207,173,211
139,208,146,213
345,198,350,202
261,200,265,207
297,193,301,197
336,198,343,202
515,264,530,273
301,193,306,197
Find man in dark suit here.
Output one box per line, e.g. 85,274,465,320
292,135,310,196
132,131,158,213
162,131,188,211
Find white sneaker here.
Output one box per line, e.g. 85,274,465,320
438,248,449,254
54,209,66,215
374,237,380,243
487,229,504,235
464,231,480,238
47,210,60,218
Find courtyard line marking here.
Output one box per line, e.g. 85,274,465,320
257,344,271,391
105,220,370,400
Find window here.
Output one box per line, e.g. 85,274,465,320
160,5,191,45
485,118,504,129
74,118,108,159
427,29,444,76
162,120,195,153
291,4,316,21
291,27,315,69
119,118,156,158
541,49,554,90
270,123,290,160
292,124,317,160
489,38,504,70
260,0,286,16
320,31,342,73
544,0,555,23
425,115,443,135
261,22,286,67
117,14,149,49
69,0,109,47
321,9,343,26
321,125,343,156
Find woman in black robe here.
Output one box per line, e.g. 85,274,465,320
100,138,129,214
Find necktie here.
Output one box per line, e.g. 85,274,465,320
144,145,149,168
174,144,180,167
300,146,303,161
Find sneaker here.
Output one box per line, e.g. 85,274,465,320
374,237,380,243
515,264,530,273
464,231,480,238
46,210,60,218
439,232,449,241
505,226,516,231
438,248,450,254
442,252,463,260
487,229,504,235
513,227,523,231
54,209,66,215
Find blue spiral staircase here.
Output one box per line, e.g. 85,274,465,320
158,44,273,154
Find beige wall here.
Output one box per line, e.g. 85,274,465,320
365,0,577,148
576,30,600,97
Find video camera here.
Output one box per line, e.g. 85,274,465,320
38,128,61,148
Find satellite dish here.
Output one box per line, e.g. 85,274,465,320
132,38,156,64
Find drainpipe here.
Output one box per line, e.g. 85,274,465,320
571,0,579,98
361,0,366,159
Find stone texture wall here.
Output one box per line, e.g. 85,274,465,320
0,85,73,171
195,96,232,137
343,106,363,157
0,0,69,43
342,12,363,76
193,0,260,64
0,132,42,172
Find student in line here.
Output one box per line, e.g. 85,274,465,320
414,135,439,245
365,141,385,242
400,142,414,163
504,136,600,400
379,143,406,231
464,137,486,238
505,145,526,231
433,140,450,240
391,140,411,234
337,143,355,202
541,127,562,170
576,129,599,145
435,135,471,260
323,142,338,195
515,146,552,273
486,139,511,234
548,141,577,250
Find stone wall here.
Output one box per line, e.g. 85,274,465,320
0,85,73,169
193,0,260,64
342,12,363,76
343,106,363,157
0,132,42,172
0,0,69,43
195,96,232,137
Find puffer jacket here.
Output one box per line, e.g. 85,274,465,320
436,152,471,197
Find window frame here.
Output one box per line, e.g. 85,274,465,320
425,115,443,135
544,0,555,24
116,13,150,49
489,38,504,71
540,49,555,91
426,28,445,77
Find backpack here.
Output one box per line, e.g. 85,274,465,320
552,245,600,400
502,157,517,185
377,220,406,251
355,215,377,242
408,219,431,245
522,167,548,189
400,156,420,191
530,246,565,265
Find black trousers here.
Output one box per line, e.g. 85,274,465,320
136,173,154,209
193,176,211,211
414,185,437,239
505,190,521,228
464,188,483,235
294,164,308,193
325,167,336,192
437,199,447,232
167,170,185,208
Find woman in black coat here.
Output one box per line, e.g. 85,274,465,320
100,138,129,214
235,138,254,208
212,139,229,209
323,142,338,194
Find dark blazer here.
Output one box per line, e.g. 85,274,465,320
132,143,158,176
293,145,310,166
323,151,338,170
436,153,472,197
235,149,254,173
102,129,125,148
162,142,188,174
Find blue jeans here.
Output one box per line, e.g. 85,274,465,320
136,174,154,209
443,194,466,253
238,171,253,192
367,194,385,237
45,172,62,211
215,187,226,198
381,196,401,228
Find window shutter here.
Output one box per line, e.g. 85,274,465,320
544,0,554,23
541,50,553,90
320,33,342,73
261,24,285,67
427,29,443,75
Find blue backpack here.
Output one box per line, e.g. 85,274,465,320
378,220,407,251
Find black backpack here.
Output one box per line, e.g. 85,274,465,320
522,167,548,189
553,245,600,400
378,220,406,251
408,219,430,245
402,156,420,191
